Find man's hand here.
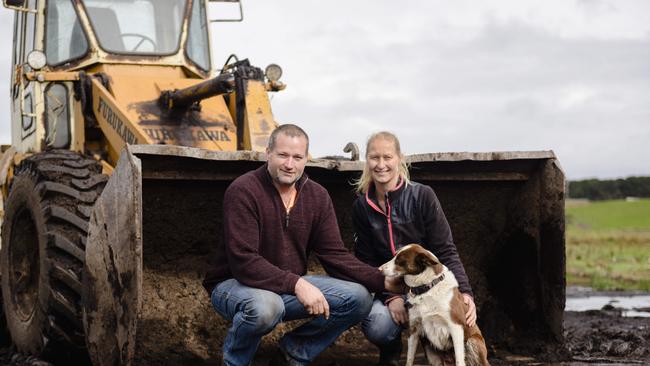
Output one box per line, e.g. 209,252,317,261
387,297,408,326
384,276,406,293
295,278,330,319
463,293,477,327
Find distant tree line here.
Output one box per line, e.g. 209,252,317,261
568,177,650,200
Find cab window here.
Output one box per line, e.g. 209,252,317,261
82,0,185,55
46,0,89,65
186,0,210,71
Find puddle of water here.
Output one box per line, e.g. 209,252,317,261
565,295,650,317
622,309,650,318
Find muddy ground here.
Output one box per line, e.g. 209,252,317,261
562,308,650,364
0,303,648,365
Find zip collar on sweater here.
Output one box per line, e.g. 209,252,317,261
257,163,308,228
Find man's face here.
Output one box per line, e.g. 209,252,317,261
267,133,308,188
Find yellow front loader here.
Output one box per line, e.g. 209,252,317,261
0,0,566,365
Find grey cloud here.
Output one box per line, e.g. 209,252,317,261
576,0,618,15
405,20,650,97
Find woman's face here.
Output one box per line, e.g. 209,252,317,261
367,137,401,188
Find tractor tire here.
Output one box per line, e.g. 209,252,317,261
1,150,107,360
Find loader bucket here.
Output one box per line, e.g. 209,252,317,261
83,146,564,365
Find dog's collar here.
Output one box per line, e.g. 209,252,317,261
408,273,445,296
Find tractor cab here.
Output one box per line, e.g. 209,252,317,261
7,0,213,75
4,0,217,156
3,0,279,161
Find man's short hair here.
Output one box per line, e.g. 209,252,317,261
267,124,310,154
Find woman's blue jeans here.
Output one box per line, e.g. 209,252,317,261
211,275,373,366
361,299,404,356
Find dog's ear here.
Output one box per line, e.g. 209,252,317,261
416,251,438,267
415,251,444,275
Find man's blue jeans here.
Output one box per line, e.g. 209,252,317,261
211,275,373,366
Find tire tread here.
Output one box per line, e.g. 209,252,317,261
1,150,106,356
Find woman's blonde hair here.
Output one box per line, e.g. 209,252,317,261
355,131,410,194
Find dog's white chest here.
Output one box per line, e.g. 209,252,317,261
408,289,456,351
422,315,453,350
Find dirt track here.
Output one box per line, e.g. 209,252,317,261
1,304,648,365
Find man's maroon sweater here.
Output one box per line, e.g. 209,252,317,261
203,164,385,295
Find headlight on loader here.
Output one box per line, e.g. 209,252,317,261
265,63,283,82
27,50,47,70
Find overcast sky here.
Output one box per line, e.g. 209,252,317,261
1,0,649,180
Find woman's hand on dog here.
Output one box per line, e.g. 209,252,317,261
463,293,477,327
295,278,330,319
387,297,408,326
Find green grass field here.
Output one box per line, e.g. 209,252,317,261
566,198,650,291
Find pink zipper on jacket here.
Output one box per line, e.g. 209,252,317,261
365,178,404,255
